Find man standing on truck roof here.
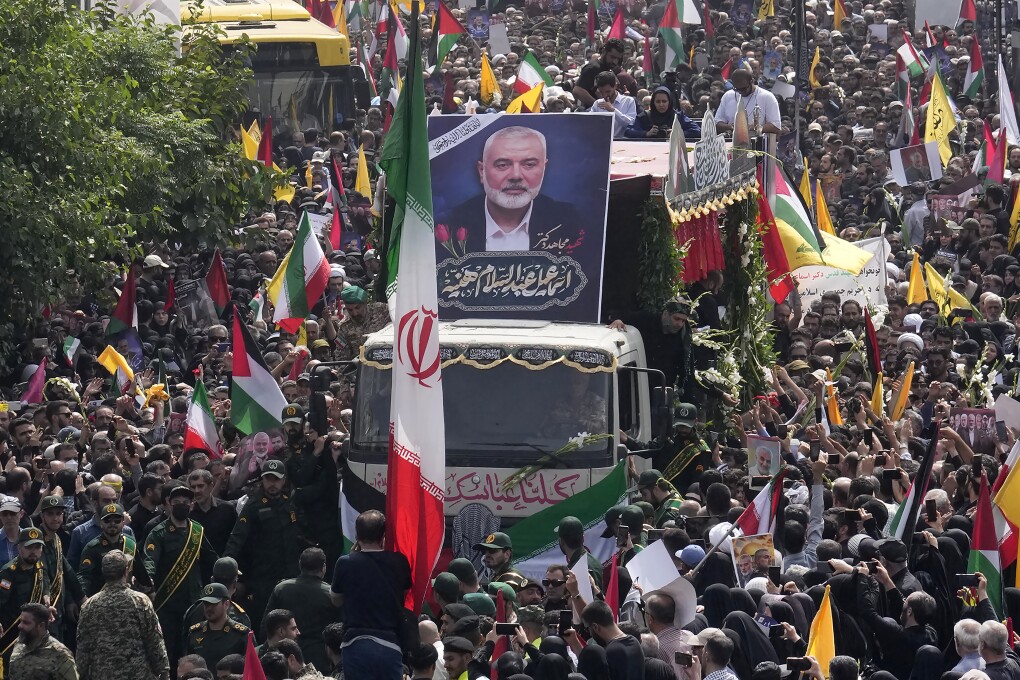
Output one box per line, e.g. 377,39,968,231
608,299,695,402
473,532,525,586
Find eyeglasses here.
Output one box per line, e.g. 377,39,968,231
57,411,72,417
101,517,123,524
542,579,566,587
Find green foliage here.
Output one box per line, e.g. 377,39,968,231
637,195,685,313
0,0,273,332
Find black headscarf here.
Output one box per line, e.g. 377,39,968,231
577,645,611,680
702,584,733,627
722,627,756,680
694,552,737,591
645,658,677,680
730,588,758,617
535,654,572,680
907,645,946,680
723,611,781,666
644,86,679,128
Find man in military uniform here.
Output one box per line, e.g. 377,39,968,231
182,557,252,632
554,516,603,593
76,550,170,680
78,503,148,596
264,547,342,673
36,495,84,643
9,602,77,680
473,532,525,586
334,286,390,360
630,469,684,529
224,459,301,634
624,404,712,495
184,583,250,670
285,405,342,575
144,485,219,668
0,528,52,667
616,505,647,566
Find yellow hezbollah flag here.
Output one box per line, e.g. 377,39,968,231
1008,191,1020,253
809,47,822,88
807,586,836,678
333,0,349,36
871,372,884,418
924,262,950,311
774,221,872,273
480,53,499,106
757,0,774,19
925,73,956,165
241,125,259,160
815,182,835,235
825,368,843,426
355,145,372,198
799,160,813,212
98,345,134,383
891,360,915,420
907,251,928,304
296,320,308,348
266,248,292,307
506,82,544,114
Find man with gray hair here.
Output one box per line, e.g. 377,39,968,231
979,620,1020,680
439,125,584,256
953,619,985,673
76,550,170,680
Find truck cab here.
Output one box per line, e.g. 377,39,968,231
348,319,668,522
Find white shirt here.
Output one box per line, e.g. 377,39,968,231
485,199,533,251
715,86,782,130
589,94,637,137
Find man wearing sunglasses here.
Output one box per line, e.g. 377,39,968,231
541,565,569,612
77,503,148,597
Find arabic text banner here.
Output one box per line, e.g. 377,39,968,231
792,236,889,310
427,113,613,322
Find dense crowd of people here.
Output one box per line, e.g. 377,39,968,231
3,0,1020,679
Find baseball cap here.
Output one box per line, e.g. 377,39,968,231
876,537,908,563
677,544,706,568
143,255,170,269
786,359,810,371
0,497,22,514
554,516,584,543
474,532,512,551
628,469,663,493
198,582,232,603
39,496,64,512
19,527,44,546
312,151,327,163
261,459,286,478
600,505,626,537
674,403,698,429
100,503,125,520
213,557,241,581
168,485,195,501
282,403,305,424
311,339,330,350
808,122,823,132
620,505,645,533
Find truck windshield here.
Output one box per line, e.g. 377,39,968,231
352,361,614,468
248,69,342,140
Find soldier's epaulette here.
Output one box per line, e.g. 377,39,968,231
189,622,204,631
233,601,246,613
234,623,250,632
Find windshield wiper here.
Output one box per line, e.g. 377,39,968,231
464,442,568,469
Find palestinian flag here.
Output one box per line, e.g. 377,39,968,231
999,56,1020,145
959,0,976,23
970,472,1003,617
703,5,713,51
659,0,686,70
248,283,266,323
895,51,911,102
506,461,627,580
889,423,937,543
587,0,600,41
674,0,700,24
607,6,625,40
107,265,145,373
183,381,223,459
230,311,288,435
62,336,81,368
735,470,786,536
774,165,824,258
346,0,363,33
963,36,983,98
896,31,927,79
513,51,554,96
434,1,465,66
381,32,402,125
340,460,387,553
206,249,230,317
266,212,330,333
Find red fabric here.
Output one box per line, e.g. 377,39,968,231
490,591,509,680
607,7,625,40
678,212,724,284
756,188,794,304
206,249,230,316
442,71,458,114
587,1,597,41
959,0,976,21
257,116,274,168
864,308,881,377
989,127,1008,185
242,632,268,680
329,195,343,250
166,276,176,310
604,552,620,621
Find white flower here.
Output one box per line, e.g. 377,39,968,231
569,433,591,448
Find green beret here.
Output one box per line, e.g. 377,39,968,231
340,286,368,304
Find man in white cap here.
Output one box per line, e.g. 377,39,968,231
139,255,170,300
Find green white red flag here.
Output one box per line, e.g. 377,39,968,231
513,51,554,96
266,211,330,333
434,1,465,66
184,380,224,459
963,36,983,99
969,472,1003,617
659,0,686,69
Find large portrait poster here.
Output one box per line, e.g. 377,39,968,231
427,113,612,322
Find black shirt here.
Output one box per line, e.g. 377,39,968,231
128,502,162,544
189,498,238,555
331,550,411,642
605,635,644,680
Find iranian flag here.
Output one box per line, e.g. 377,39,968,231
993,442,1020,574
379,13,446,613
183,381,223,459
514,51,554,96
434,1,465,67
230,311,288,435
896,31,927,79
970,472,1003,617
659,0,686,70
735,470,786,536
506,461,627,580
963,37,983,98
267,212,330,334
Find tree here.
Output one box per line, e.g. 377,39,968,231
0,0,274,334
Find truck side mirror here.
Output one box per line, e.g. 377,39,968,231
651,386,673,439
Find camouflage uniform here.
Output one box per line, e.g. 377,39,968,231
294,663,329,679
335,302,390,360
8,634,77,680
76,581,170,680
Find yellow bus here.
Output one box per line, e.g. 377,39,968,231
183,0,368,137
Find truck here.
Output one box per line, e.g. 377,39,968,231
347,318,671,524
